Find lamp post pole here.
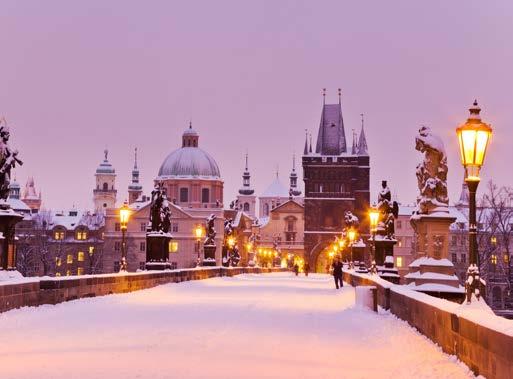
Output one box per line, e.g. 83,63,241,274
119,201,131,272
456,100,492,304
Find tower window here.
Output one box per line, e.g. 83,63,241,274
103,182,108,191
201,188,210,203
243,202,250,212
263,203,269,216
180,188,189,202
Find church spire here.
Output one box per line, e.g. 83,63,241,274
289,153,301,197
239,152,254,195
357,113,369,156
128,147,143,204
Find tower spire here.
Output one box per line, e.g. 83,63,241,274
309,133,312,153
322,88,326,105
351,129,357,155
239,152,254,195
289,152,301,197
338,88,341,104
303,129,309,155
357,113,369,156
134,147,138,169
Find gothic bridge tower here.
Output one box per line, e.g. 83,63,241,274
302,89,370,271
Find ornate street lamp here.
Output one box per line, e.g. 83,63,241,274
194,225,205,266
369,206,380,275
119,200,131,272
456,100,492,303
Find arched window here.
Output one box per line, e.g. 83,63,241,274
103,182,108,191
243,202,250,212
263,203,269,216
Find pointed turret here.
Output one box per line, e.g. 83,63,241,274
128,147,143,204
303,130,309,155
351,129,358,155
289,153,301,197
455,175,470,208
357,113,369,156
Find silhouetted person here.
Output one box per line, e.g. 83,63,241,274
293,263,299,276
332,258,343,289
304,261,310,276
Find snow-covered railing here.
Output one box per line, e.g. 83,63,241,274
343,269,513,379
0,267,287,314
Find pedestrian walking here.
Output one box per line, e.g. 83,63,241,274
304,261,310,277
293,263,299,276
332,257,343,289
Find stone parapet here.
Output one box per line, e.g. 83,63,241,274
343,269,513,379
0,267,287,314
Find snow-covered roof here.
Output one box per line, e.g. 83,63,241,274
48,210,104,230
409,257,454,268
261,176,289,198
7,197,31,213
257,216,269,227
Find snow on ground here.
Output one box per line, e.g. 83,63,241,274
0,273,475,379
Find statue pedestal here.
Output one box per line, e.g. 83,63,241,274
0,206,23,272
374,236,396,266
407,211,464,302
145,232,172,270
203,244,216,266
410,212,455,260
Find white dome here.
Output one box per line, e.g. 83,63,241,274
157,147,221,179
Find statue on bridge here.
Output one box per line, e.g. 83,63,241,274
0,118,23,205
414,126,449,214
377,180,399,239
149,184,171,234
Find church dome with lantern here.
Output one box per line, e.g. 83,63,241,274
157,124,221,180
156,124,223,209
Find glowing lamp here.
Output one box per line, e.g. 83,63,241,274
119,201,131,230
194,225,204,239
456,100,492,182
338,238,345,249
348,229,356,243
369,207,379,231
227,236,236,248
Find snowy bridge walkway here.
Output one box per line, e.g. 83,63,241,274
0,273,474,379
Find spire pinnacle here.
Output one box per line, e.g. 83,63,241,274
309,133,312,153
292,152,296,172
104,149,108,161
357,113,369,156
351,129,357,155
303,129,309,155
338,88,341,104
322,88,326,105
134,147,138,169
245,151,249,171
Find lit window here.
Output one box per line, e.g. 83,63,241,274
491,255,497,265
67,254,73,264
396,256,403,268
55,272,61,277
491,236,497,245
88,246,94,254
169,241,179,253
54,231,65,240
77,267,84,276
77,251,85,262
66,270,71,276
76,231,88,240
504,254,509,263
55,257,62,267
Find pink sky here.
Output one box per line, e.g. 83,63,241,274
1,0,512,211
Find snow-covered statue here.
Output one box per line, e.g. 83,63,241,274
204,214,216,246
344,210,359,230
149,184,171,233
377,180,399,239
414,126,449,214
0,118,23,203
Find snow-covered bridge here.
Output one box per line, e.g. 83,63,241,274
0,273,473,379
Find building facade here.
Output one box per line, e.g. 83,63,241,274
93,150,117,212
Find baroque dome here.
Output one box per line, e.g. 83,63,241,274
157,125,221,179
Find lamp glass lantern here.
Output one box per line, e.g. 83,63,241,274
119,202,131,229
456,101,492,182
369,208,379,232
